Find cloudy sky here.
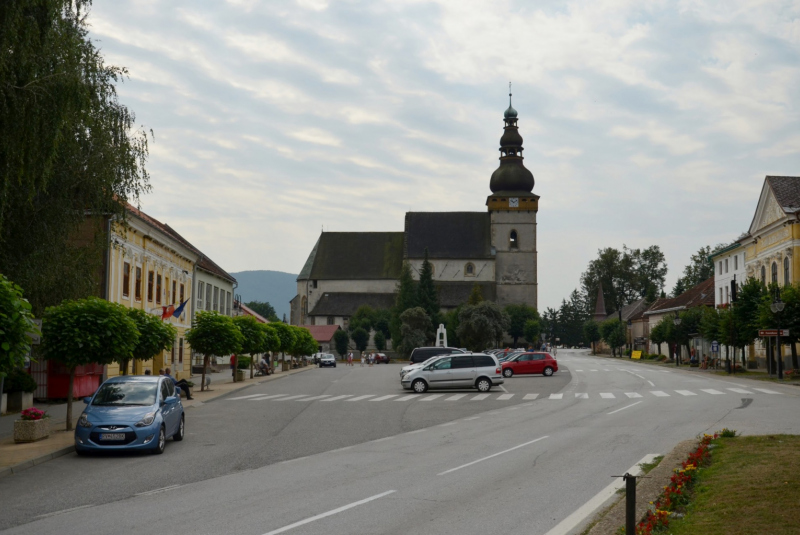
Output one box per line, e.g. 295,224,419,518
89,0,800,310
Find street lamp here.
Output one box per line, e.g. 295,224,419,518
673,312,682,367
770,289,785,380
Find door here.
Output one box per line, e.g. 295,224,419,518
449,356,476,387
426,357,453,387
160,380,177,435
530,354,546,373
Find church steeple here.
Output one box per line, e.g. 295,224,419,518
490,86,534,194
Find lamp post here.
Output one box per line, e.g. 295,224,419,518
673,311,682,367
771,289,785,380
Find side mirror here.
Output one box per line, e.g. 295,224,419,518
83,397,91,404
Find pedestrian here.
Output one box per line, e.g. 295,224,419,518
348,352,353,366
158,368,165,375
360,352,365,367
230,354,236,377
144,369,152,375
368,352,374,367
165,367,194,400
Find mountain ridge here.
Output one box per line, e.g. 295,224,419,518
230,270,297,321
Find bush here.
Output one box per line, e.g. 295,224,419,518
236,356,252,369
4,367,37,393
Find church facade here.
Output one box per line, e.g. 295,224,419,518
290,98,540,328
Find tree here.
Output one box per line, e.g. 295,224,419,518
373,309,392,340
233,316,267,380
290,327,318,359
444,307,461,348
333,329,350,359
558,289,589,346
600,318,626,357
349,305,376,333
42,297,139,430
185,311,243,392
523,319,542,348
374,331,386,351
468,284,484,305
351,327,370,353
505,304,539,347
1,1,151,315
125,308,176,375
583,320,601,354
259,324,281,360
270,322,297,369
417,248,440,325
457,302,510,352
698,307,720,346
390,262,418,345
244,301,279,322
675,307,704,361
399,307,432,357
649,319,667,356
0,275,39,382
671,277,687,298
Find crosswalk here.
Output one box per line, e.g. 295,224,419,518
225,387,782,404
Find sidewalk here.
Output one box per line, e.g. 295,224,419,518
0,364,314,478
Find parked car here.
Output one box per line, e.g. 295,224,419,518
501,352,558,377
373,353,390,364
319,354,337,368
401,353,503,393
74,376,184,455
408,346,465,364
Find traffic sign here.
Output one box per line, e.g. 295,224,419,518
27,319,42,345
711,341,719,352
758,329,789,337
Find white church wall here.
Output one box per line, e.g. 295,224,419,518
407,259,495,282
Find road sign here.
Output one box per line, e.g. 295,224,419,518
758,329,789,337
631,351,642,360
27,319,42,345
711,341,719,352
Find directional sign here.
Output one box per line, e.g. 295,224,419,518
711,341,719,352
758,329,789,337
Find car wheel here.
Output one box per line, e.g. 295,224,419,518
503,368,514,378
153,426,166,455
543,367,554,377
173,415,185,442
412,379,428,393
476,377,492,392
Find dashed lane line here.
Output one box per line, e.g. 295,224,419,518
437,436,549,476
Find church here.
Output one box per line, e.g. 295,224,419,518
290,97,540,328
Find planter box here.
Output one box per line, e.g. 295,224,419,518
235,369,245,382
7,392,33,413
14,419,50,443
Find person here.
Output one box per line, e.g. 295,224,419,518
347,352,353,366
144,369,152,375
165,367,194,400
360,352,365,367
230,354,236,376
368,352,374,367
158,368,165,375
259,355,271,375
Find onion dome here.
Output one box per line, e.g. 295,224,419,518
490,91,534,193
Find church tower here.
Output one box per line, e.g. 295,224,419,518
487,91,539,309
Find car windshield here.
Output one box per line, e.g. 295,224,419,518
92,382,157,406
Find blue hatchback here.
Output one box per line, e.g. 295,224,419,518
75,375,185,455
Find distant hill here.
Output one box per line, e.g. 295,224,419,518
229,270,297,321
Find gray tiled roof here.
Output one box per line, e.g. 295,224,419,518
307,232,405,280
767,176,800,210
309,292,396,316
405,212,492,259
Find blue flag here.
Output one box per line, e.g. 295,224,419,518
172,299,189,318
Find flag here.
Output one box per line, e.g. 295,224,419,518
172,299,189,318
161,305,175,320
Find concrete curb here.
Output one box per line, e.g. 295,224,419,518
0,444,75,479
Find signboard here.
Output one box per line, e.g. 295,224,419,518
27,319,42,345
631,350,642,360
711,341,719,353
758,329,789,337
634,337,646,344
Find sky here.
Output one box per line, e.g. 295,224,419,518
88,0,800,310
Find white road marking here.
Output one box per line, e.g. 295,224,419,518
497,394,514,400
437,436,549,476
321,395,353,402
700,389,725,395
523,394,539,400
406,429,426,434
590,370,598,372
542,454,659,535
445,394,467,401
299,395,331,401
608,401,642,414
675,390,696,396
727,388,753,394
395,395,417,401
439,421,458,426
275,395,307,401
471,394,490,401
599,393,615,399
603,369,611,371
347,395,375,401
575,393,588,399
463,416,480,421
498,385,509,393
261,490,397,535
289,396,315,402
249,394,288,401
370,395,398,401
575,369,584,372
135,484,181,496
36,504,95,519
420,394,443,401
227,394,267,400
624,392,643,398
647,381,655,386
650,391,670,397
549,393,563,399
753,388,782,394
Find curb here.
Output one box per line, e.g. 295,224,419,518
0,444,75,479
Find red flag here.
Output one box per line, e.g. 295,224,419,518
161,305,175,320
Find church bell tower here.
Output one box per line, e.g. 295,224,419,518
487,89,539,309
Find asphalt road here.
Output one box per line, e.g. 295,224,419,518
1,349,798,535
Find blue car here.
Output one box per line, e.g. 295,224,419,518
75,375,185,455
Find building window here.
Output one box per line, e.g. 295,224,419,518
465,263,475,277
178,338,184,363
784,257,790,286
734,255,738,270
197,281,205,311
135,267,142,301
312,280,318,289
171,280,176,305
156,274,162,304
718,261,722,275
510,230,518,249
719,287,723,303
213,286,219,312
122,262,131,298
327,316,334,325
180,283,185,308
205,283,211,311
761,266,766,285
170,344,175,364
725,259,728,273
772,262,778,284
147,271,154,302
725,286,729,303
226,291,232,316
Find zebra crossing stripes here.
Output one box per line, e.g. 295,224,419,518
248,394,286,401
471,394,491,401
700,389,724,395
625,392,642,398
348,395,375,401
420,394,444,401
549,393,563,399
321,395,353,401
523,394,539,400
753,388,781,394
395,395,417,401
301,395,331,401
445,394,467,401
276,395,308,401
727,388,753,394
599,393,615,399
496,394,514,400
650,391,670,397
675,390,696,396
227,394,267,401
370,395,398,401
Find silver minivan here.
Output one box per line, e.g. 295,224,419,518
400,353,503,393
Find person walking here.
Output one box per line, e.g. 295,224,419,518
348,352,353,366
360,352,365,367
368,352,374,367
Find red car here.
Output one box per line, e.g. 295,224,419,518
373,353,390,364
501,352,558,377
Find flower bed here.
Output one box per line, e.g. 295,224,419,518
14,407,50,443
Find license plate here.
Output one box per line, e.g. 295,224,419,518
99,433,125,441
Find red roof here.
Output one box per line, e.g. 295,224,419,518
303,324,341,343
239,303,269,323
645,277,715,314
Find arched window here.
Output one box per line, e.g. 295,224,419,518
509,230,518,249
465,263,475,277
784,257,790,286
772,262,778,284
761,266,766,285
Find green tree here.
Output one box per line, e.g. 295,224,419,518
523,319,542,348
558,289,589,346
457,302,510,352
600,318,626,357
373,309,392,340
349,305,376,333
0,275,39,383
185,311,243,392
468,284,484,305
698,307,720,347
734,277,766,353
417,248,440,325
124,308,176,375
333,329,350,359
583,320,601,354
505,304,539,347
1,1,151,315
290,327,318,359
42,297,139,430
233,316,267,380
244,301,279,322
351,327,370,353
649,319,667,356
675,307,704,361
374,331,386,351
444,307,461,348
399,307,432,357
259,323,281,357
671,277,687,298
270,322,297,369
390,262,418,345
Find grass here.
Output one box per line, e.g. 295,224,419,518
666,435,800,535
639,455,664,475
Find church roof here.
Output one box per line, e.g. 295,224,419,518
302,324,341,343
436,282,497,307
644,277,715,315
405,212,492,259
766,176,800,209
309,292,396,316
306,232,405,280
